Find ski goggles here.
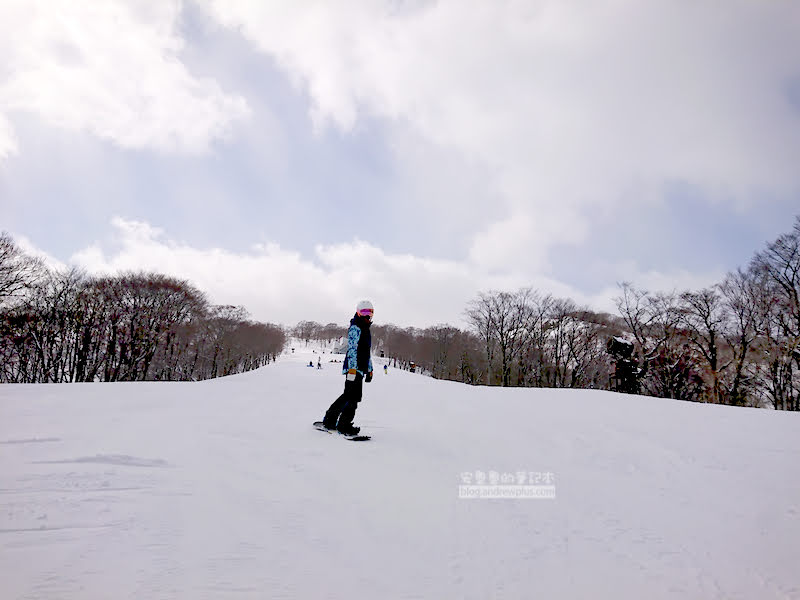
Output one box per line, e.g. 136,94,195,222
357,308,374,317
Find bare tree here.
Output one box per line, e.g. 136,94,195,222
294,321,320,345
493,289,539,387
543,297,575,388
750,217,800,410
537,299,607,388
718,269,762,406
0,243,283,383
465,288,543,386
465,292,497,385
424,325,462,380
0,232,44,307
319,322,345,345
373,322,484,384
515,291,553,387
679,288,727,403
616,283,703,399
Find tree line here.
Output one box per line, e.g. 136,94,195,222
363,217,800,410
4,215,798,410
0,233,286,383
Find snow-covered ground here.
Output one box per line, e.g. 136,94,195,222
1,345,799,599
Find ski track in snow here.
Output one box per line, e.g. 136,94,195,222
32,455,170,468
1,344,799,599
0,438,62,445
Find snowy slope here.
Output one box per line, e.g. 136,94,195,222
1,347,799,600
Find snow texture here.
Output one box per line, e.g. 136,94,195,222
1,346,799,599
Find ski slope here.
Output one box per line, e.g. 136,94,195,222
1,346,799,599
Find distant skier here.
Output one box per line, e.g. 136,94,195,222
317,357,322,370
321,300,374,435
384,364,388,375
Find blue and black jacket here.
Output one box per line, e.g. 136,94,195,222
342,315,373,376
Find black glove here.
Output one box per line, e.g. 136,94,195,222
365,371,373,383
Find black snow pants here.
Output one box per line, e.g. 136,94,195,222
323,374,363,428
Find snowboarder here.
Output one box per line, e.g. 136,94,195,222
384,364,388,375
321,300,374,436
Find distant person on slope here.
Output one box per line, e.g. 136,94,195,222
321,300,374,436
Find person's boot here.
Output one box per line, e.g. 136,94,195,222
321,418,337,431
337,422,361,436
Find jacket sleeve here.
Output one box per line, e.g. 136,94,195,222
343,325,361,374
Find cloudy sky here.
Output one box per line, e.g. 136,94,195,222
2,1,799,328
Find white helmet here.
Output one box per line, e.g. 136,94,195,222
356,300,374,317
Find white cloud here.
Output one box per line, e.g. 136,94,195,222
0,217,708,328
61,218,718,327
0,0,249,156
199,0,800,271
64,217,621,327
0,112,17,158
584,267,728,315
69,217,480,326
5,2,797,320
9,232,67,272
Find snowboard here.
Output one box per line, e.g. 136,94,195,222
313,421,371,441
